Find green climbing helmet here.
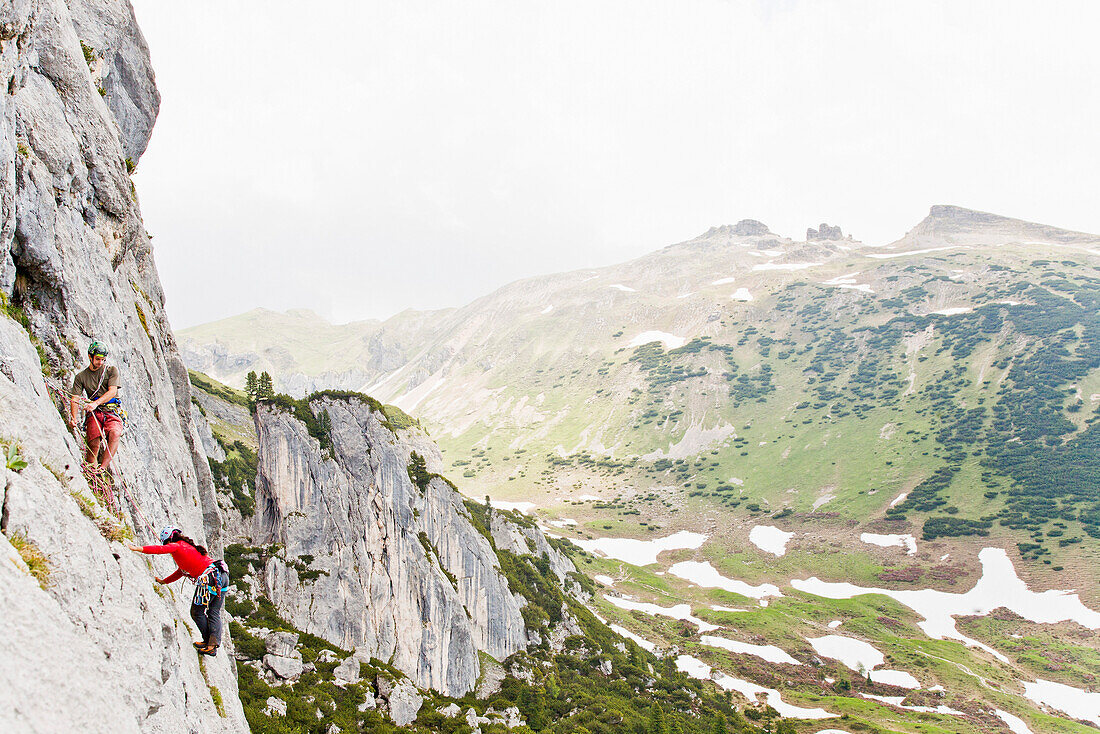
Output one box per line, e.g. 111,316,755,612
88,340,108,357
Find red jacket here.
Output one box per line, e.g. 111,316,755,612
142,541,213,583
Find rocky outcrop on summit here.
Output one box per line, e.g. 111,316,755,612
250,395,530,696
701,219,772,238
0,1,245,730
806,222,844,241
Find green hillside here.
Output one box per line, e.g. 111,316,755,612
186,207,1100,733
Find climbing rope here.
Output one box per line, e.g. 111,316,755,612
45,378,156,539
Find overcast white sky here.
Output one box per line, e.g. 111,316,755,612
130,0,1100,329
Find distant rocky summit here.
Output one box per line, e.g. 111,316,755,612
806,222,844,241
723,219,772,237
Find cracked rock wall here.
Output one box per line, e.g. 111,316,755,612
0,0,246,730
252,396,530,696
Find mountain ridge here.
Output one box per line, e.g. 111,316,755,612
182,203,1100,397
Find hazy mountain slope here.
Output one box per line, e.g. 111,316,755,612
186,210,1100,732
180,306,455,396
184,208,1099,574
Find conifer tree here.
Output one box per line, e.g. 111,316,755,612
245,371,258,404
257,371,274,400
647,702,667,734
318,409,333,450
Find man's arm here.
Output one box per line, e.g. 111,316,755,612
87,385,118,410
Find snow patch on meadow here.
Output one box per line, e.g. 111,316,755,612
574,531,707,566
995,709,1036,734
793,548,1100,662
702,635,800,665
749,525,794,556
604,595,717,632
867,246,959,259
861,532,917,556
676,656,837,720
609,624,657,652
1023,679,1100,726
808,635,919,688
861,694,963,715
628,331,686,349
668,561,782,600
490,500,536,514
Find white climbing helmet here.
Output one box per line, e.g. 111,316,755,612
159,525,179,543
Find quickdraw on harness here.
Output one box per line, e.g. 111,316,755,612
97,396,129,427
194,560,230,606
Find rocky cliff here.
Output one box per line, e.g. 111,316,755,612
248,393,549,697
0,0,245,730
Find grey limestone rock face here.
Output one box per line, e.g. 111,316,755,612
192,401,225,461
251,396,531,696
64,0,160,161
265,629,300,658
438,702,462,717
386,680,424,726
0,1,246,730
264,696,287,717
730,218,771,236
475,654,505,698
263,654,304,682
545,604,585,653
332,654,361,686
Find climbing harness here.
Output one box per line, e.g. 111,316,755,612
193,561,229,606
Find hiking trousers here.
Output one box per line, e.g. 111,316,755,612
191,567,228,646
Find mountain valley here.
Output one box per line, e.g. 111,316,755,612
185,208,1100,733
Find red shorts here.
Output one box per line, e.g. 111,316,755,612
85,410,122,441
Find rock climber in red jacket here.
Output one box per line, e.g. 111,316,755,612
128,526,229,655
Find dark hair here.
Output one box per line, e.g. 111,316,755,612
169,529,208,557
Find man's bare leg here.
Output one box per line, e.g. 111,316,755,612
100,428,121,471
85,436,100,467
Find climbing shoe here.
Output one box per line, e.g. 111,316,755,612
197,643,218,656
